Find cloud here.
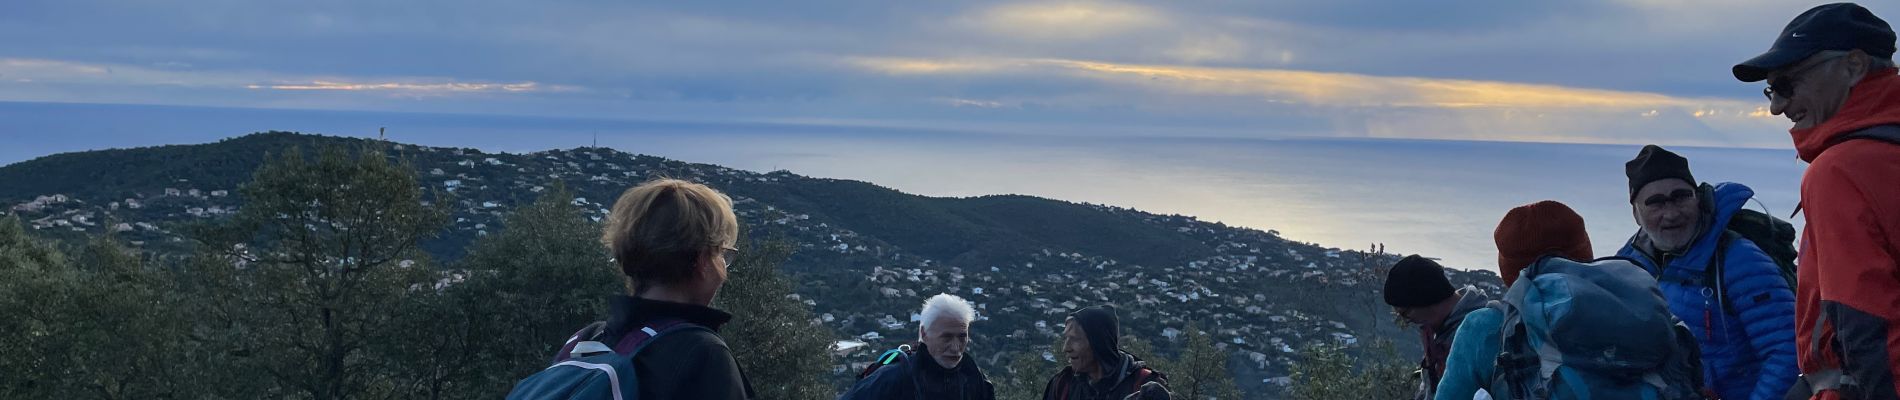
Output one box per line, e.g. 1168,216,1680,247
845,56,1790,147
2,57,581,96
1,0,1848,147
249,80,579,94
958,2,1168,41
854,56,1766,111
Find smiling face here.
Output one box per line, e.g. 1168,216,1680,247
1061,319,1096,375
1633,179,1700,252
1768,51,1868,131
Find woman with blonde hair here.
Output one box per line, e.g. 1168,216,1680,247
509,178,754,400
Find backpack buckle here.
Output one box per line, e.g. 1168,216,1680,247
569,341,613,357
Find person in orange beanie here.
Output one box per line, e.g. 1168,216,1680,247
1492,200,1594,286
1430,200,1593,400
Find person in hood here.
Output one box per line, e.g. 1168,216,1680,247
1434,200,1594,400
1383,254,1489,400
839,293,996,400
1613,145,1798,400
1734,4,1900,399
1042,305,1170,400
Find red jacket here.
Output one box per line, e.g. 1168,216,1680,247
1792,68,1900,400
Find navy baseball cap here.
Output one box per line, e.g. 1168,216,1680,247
1733,3,1896,82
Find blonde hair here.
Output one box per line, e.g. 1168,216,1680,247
601,178,739,292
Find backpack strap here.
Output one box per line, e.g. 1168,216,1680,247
607,318,701,355
1129,367,1156,394
1843,124,1900,146
1055,375,1070,400
1705,232,1734,316
856,344,914,380
552,321,608,363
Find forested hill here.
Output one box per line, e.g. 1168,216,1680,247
1,132,1500,398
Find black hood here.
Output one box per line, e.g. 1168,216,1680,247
1069,305,1121,375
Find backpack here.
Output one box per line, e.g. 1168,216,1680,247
505,319,707,400
1722,207,1799,290
857,343,917,380
1487,256,1708,400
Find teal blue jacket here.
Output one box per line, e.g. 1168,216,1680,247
1433,307,1502,400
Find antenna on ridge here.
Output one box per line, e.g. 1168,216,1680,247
592,131,598,148
379,127,386,140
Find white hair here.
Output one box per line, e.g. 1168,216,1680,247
1814,50,1896,70
919,293,976,330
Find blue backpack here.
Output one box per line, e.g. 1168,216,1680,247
506,319,707,400
1487,256,1708,400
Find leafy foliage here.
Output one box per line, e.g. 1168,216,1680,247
1171,322,1244,400
714,238,837,400
1283,247,1421,400
0,218,201,399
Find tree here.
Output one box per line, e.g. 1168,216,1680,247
1284,245,1419,400
998,335,1065,400
1171,322,1242,400
1286,342,1356,400
405,182,620,399
714,238,837,400
191,144,449,399
0,217,201,399
0,215,75,398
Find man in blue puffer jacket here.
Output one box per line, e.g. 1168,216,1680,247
1615,145,1798,400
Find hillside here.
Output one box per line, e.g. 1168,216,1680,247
0,132,1503,397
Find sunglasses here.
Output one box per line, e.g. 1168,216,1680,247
1763,53,1848,101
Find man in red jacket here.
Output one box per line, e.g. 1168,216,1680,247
1733,3,1900,400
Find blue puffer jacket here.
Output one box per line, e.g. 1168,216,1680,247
1615,182,1797,400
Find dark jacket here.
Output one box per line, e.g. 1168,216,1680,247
838,342,996,400
1617,182,1798,400
1040,352,1169,400
602,296,755,400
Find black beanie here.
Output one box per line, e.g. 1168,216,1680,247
1383,255,1455,308
1625,145,1695,203
1069,305,1121,373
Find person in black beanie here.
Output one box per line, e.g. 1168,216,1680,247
1383,255,1489,400
1042,305,1171,400
1617,144,1800,400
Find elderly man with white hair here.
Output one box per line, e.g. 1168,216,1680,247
839,293,996,400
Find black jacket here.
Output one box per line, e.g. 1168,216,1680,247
1041,352,1169,400
602,296,755,400
839,342,996,400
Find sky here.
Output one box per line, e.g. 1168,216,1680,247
0,0,1871,149
0,1,1862,270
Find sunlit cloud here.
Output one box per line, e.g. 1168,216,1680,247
845,58,1017,75
853,56,1770,115
960,2,1167,41
844,55,1796,147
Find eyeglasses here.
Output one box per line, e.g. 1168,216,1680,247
1640,188,1696,208
1764,53,1848,101
721,246,740,267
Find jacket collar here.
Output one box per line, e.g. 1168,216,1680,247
1792,68,1900,162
